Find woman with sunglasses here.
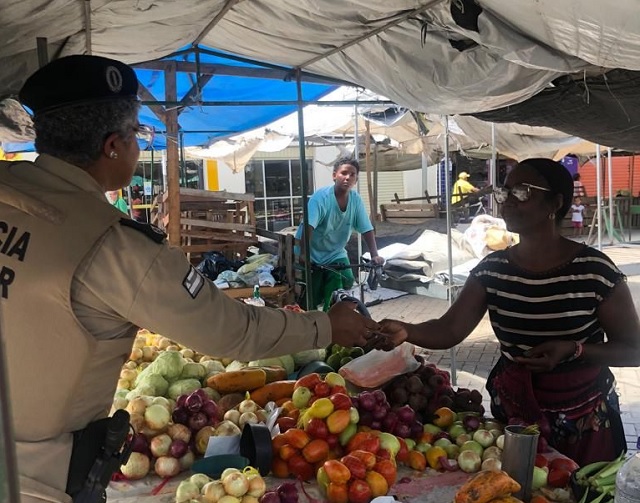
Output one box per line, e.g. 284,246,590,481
381,158,640,465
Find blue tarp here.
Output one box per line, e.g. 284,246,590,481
4,47,336,152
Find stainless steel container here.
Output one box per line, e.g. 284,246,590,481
501,425,539,502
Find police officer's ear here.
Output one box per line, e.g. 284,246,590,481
102,132,124,161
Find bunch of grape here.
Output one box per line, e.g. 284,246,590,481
351,390,423,440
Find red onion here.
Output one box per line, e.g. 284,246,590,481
172,407,188,425
188,412,208,432
260,491,282,503
176,395,188,408
185,393,203,413
192,388,208,400
463,415,481,432
411,420,424,438
277,483,298,503
201,400,219,419
169,439,189,458
130,433,149,454
394,423,411,438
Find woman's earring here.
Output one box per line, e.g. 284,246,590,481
548,213,555,220
109,151,118,159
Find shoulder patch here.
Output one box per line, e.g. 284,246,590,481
119,218,166,243
183,265,205,299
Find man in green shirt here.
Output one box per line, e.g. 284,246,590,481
105,190,129,214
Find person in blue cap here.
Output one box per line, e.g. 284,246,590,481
1,55,381,503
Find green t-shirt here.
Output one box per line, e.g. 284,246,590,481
112,197,129,214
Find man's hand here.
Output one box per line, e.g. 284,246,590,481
328,301,380,347
371,255,385,266
379,319,409,346
512,340,576,372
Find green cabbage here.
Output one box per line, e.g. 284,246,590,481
167,379,201,400
136,373,169,396
179,362,206,381
135,351,185,385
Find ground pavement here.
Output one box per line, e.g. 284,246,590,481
367,244,640,454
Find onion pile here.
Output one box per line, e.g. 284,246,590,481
351,390,423,440
172,389,219,435
259,482,298,503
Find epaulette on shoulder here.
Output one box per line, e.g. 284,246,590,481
119,218,166,243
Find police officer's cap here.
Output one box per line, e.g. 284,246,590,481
19,55,139,115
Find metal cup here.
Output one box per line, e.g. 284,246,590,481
501,425,540,502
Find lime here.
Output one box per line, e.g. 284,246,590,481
331,344,344,355
350,347,365,358
326,354,342,371
339,356,353,366
339,347,352,358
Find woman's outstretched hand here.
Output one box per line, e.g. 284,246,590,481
378,319,410,347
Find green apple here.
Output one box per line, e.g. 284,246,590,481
460,440,484,457
415,442,432,454
349,407,359,424
423,424,442,434
292,386,312,409
448,423,466,439
444,444,460,459
532,466,548,490
378,432,401,457
434,438,452,448
339,423,357,446
404,438,416,450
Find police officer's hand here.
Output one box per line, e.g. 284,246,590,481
379,319,410,346
328,301,380,347
371,255,385,266
512,340,576,372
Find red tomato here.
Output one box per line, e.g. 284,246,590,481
284,428,310,449
330,385,349,396
329,393,353,411
288,454,315,481
549,458,580,473
305,418,329,439
535,454,549,468
348,479,373,503
315,382,331,398
547,468,572,488
349,450,377,470
396,438,410,464
295,373,322,391
326,433,340,449
340,454,367,479
373,459,397,487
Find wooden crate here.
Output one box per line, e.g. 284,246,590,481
380,203,439,224
154,188,258,261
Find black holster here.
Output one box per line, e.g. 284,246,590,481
65,410,132,503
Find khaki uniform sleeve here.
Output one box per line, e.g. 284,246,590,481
84,224,331,359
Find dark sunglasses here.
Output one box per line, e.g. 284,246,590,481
493,183,551,204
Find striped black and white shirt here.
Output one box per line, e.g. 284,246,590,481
471,246,625,361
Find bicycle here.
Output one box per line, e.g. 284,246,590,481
295,258,386,317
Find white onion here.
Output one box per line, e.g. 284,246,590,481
152,396,172,411
220,468,241,479
222,472,249,498
218,496,241,503
241,496,260,503
176,480,200,503
246,474,266,498
190,473,212,489
202,481,227,503
481,458,502,471
120,452,150,480
129,413,145,433
120,368,137,381
167,423,192,443
223,410,240,425
150,434,173,457
127,397,151,416
238,412,258,429
145,404,171,430
154,456,181,478
238,400,259,414
178,451,195,471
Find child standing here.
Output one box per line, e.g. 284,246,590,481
571,196,586,237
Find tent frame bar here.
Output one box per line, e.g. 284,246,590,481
139,99,395,107
192,0,246,46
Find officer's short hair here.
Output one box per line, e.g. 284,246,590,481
19,55,140,168
333,157,360,173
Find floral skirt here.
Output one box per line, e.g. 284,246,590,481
487,357,626,466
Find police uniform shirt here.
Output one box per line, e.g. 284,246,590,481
29,155,332,358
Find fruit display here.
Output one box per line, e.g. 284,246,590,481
381,357,485,423
108,328,585,503
454,470,522,503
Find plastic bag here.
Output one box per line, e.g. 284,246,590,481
338,343,420,388
196,251,244,281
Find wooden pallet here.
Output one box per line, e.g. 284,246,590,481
153,188,258,261
380,203,439,224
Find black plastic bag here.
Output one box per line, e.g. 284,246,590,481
196,252,244,281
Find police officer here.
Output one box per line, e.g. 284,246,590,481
0,55,380,503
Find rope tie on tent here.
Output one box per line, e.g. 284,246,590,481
602,72,631,123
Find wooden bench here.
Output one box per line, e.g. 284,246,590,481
380,203,439,224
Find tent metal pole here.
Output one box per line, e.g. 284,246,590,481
0,321,20,503
84,0,92,55
490,122,498,217
596,146,603,250
444,115,457,386
607,147,614,245
355,106,363,280
296,70,313,310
